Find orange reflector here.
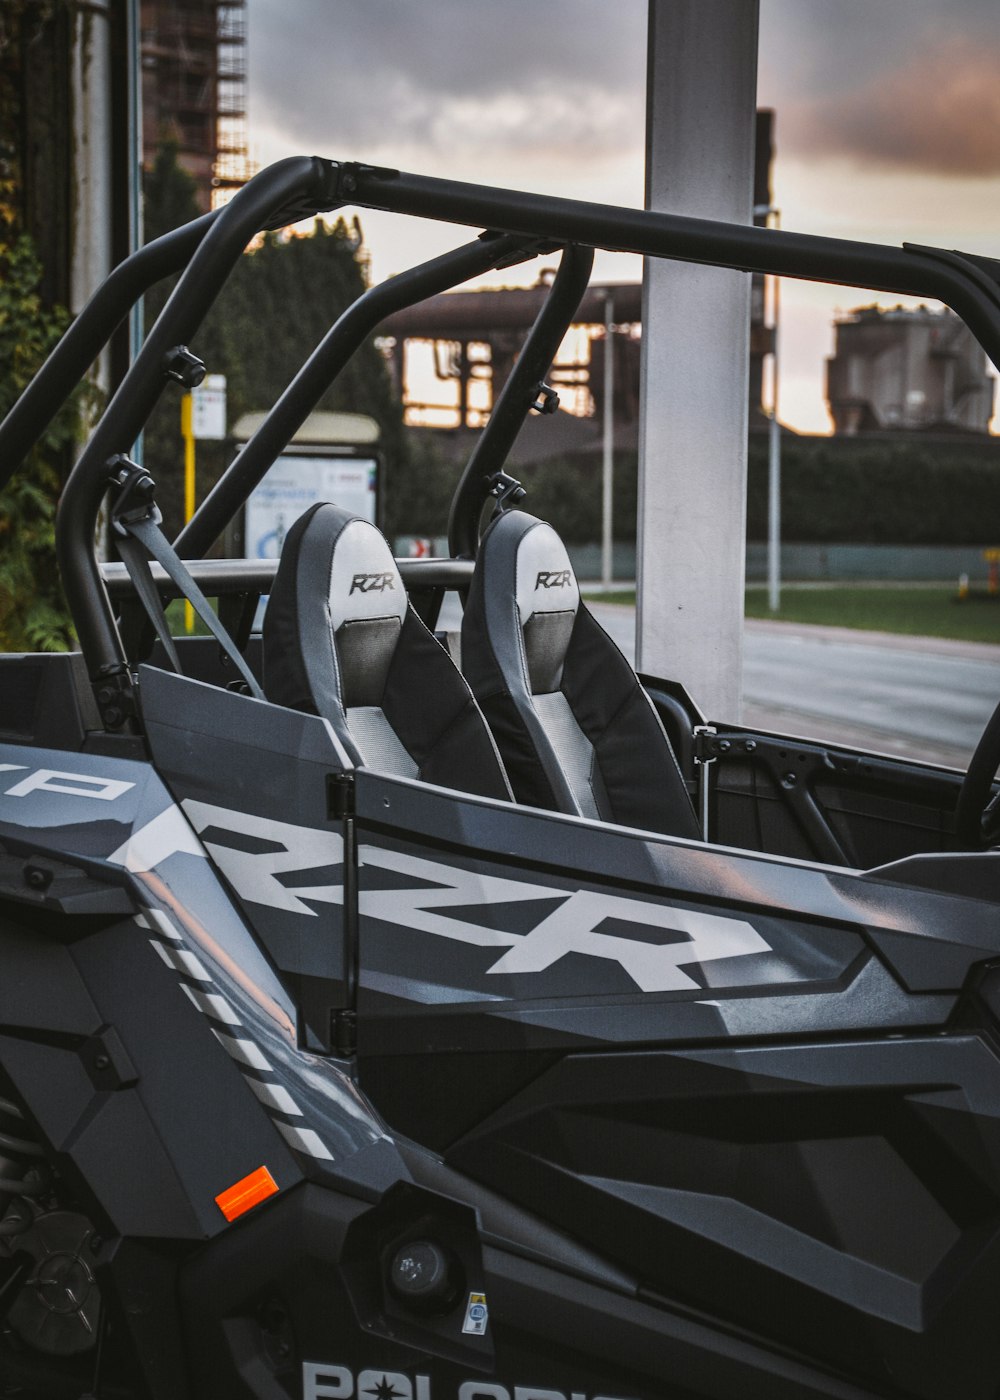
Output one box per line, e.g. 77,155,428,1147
215,1165,279,1222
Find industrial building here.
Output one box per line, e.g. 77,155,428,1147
380,111,777,443
826,304,995,435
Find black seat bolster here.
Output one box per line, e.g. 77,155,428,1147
379,609,512,802
262,502,364,764
560,606,701,839
261,511,328,719
462,538,578,813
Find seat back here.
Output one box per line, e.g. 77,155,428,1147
263,503,510,800
461,510,700,837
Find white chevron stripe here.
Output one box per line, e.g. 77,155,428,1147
247,1078,303,1117
182,984,241,1025
276,1122,335,1161
137,907,184,942
211,1030,272,1070
150,940,211,982
139,904,334,1164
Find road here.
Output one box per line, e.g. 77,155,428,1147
438,594,1000,768
588,604,1000,770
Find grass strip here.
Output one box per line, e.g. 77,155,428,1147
582,585,1000,645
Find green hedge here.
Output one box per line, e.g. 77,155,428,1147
392,431,991,546
746,435,1000,544
391,429,1000,546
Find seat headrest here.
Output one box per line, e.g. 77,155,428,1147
263,502,406,718
325,515,407,631
508,515,581,625
467,511,581,696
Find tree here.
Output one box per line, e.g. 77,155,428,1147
0,236,87,650
0,1,86,651
142,143,407,541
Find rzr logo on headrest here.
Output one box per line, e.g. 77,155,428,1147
535,569,572,590
350,572,396,594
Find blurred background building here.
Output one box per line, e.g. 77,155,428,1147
826,305,995,435
140,0,252,210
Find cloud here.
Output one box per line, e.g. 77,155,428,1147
783,33,1000,176
760,0,1000,177
250,0,1000,187
248,0,646,170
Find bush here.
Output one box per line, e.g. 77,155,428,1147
143,144,406,542
352,420,1000,548
746,434,1000,544
0,235,89,650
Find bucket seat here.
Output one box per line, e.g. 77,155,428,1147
460,509,700,837
263,502,511,801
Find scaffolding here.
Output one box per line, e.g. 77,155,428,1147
140,0,253,212
214,1,253,199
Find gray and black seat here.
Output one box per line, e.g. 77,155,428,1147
263,502,511,801
461,509,700,838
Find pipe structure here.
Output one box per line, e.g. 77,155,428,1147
447,244,593,559
336,163,1000,373
55,156,342,678
176,232,533,559
26,153,1000,690
0,213,218,491
380,281,643,337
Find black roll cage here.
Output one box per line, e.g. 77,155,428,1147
2,154,1000,692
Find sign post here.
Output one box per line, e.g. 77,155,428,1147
181,374,226,631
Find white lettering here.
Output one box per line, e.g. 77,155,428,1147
303,1362,352,1400
301,1367,635,1400
360,847,553,949
4,768,134,801
182,801,344,917
122,801,773,993
108,805,205,872
361,848,770,993
486,890,770,992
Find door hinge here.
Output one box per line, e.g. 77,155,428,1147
327,772,355,819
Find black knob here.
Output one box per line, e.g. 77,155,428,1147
163,345,207,388
387,1240,457,1311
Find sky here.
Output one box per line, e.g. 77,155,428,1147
245,0,1000,434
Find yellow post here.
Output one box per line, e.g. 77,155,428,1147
181,391,195,633
985,547,1000,597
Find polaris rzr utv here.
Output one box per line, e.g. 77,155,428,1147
1,155,1000,1400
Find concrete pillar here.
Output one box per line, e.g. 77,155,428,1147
637,0,759,719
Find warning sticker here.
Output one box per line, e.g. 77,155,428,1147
461,1292,489,1336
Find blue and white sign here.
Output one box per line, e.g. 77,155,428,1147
244,455,378,559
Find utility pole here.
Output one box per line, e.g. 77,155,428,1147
755,205,782,614
601,293,615,588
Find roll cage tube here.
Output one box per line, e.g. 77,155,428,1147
331,163,1000,373
0,163,344,494
448,243,594,559
175,231,535,559
0,213,218,491
55,156,343,681
46,154,1000,685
